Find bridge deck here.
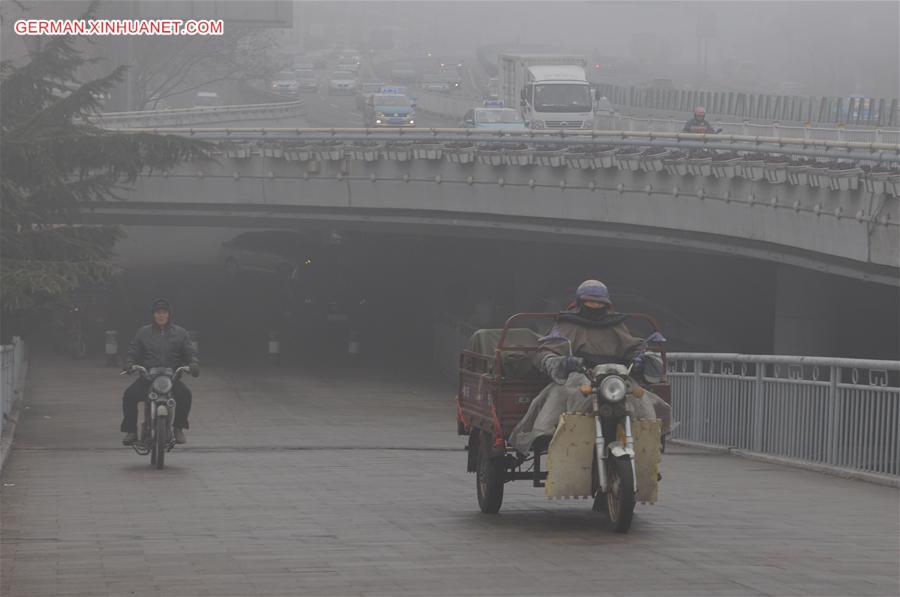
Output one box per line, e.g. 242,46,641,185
2,354,898,596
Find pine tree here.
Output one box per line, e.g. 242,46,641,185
0,5,208,337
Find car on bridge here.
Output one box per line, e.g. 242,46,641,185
435,66,462,90
390,62,418,83
462,107,526,130
337,56,360,76
364,93,415,127
294,68,319,92
421,74,452,94
355,81,386,111
270,72,301,96
192,91,223,108
328,71,358,95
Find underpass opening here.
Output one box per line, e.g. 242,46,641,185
50,224,898,377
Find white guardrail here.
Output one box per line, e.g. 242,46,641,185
597,113,900,145
668,353,900,479
1,337,27,435
90,99,306,129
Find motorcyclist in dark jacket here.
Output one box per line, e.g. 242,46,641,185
121,299,199,445
683,106,716,133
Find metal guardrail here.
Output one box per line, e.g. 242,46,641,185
667,353,900,478
1,338,27,432
594,83,899,128
90,99,306,129
596,113,900,145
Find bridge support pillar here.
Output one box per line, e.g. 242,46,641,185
773,265,839,356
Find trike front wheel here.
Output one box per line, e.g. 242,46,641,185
607,456,635,533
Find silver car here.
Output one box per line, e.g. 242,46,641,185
328,71,357,95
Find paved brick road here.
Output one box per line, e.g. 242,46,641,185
2,353,898,597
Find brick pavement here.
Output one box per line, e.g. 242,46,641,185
1,353,898,597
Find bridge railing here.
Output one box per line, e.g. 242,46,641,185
596,113,900,144
88,99,305,129
667,353,900,479
594,83,899,128
126,127,900,168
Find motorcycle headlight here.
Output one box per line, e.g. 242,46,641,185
152,376,173,394
599,376,627,403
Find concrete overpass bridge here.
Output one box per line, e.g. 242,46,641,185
84,128,899,287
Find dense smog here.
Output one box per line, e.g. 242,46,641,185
1,2,898,596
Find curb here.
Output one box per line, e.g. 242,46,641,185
670,439,900,488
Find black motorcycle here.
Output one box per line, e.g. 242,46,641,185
121,365,189,469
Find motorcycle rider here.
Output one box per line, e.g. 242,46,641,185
121,299,199,446
508,280,670,455
683,106,715,133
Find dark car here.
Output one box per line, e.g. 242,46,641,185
284,243,371,353
219,231,317,279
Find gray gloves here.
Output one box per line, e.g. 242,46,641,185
542,355,585,384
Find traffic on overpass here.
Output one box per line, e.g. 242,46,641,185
1,2,898,597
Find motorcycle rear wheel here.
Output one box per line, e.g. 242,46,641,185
607,456,635,533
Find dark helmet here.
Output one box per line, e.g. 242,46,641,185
575,279,612,306
151,298,172,314
694,106,706,118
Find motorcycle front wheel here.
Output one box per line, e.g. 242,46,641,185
153,416,166,470
607,456,635,533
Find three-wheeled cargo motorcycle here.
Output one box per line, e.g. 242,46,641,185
456,312,670,533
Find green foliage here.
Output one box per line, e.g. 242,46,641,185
1,5,208,322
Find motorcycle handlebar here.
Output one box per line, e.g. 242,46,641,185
121,365,189,379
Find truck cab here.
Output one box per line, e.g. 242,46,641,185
500,55,595,130
520,65,593,129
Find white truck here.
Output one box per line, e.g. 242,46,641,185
499,54,594,130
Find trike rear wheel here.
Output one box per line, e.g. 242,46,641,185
476,439,504,514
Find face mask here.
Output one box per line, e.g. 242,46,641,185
578,303,608,319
